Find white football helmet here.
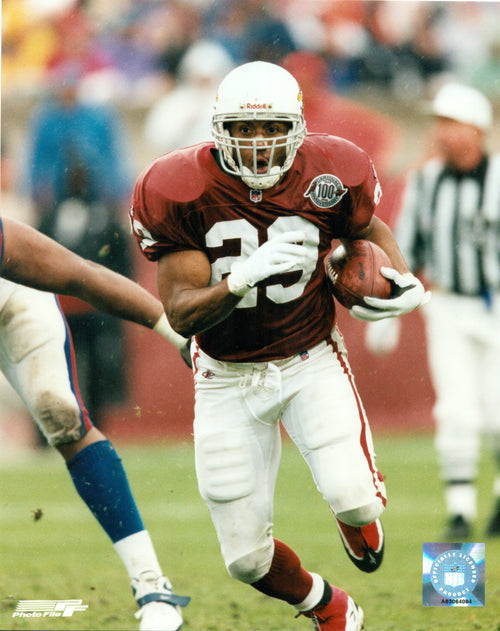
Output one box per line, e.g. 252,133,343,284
212,61,306,189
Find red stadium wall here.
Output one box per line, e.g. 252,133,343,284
104,253,196,443
334,308,435,435
105,251,435,443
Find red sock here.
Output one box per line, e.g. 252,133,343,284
251,539,313,605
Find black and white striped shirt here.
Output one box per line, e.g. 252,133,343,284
395,153,500,297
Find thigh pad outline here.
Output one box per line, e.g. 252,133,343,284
197,430,257,503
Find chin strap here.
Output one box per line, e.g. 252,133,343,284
241,166,282,189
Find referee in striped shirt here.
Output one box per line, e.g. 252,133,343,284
395,83,500,540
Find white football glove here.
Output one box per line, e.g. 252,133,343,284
227,230,307,296
350,267,431,321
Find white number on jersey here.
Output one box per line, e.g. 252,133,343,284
206,217,320,308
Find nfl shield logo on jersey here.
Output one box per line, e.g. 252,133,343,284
250,189,262,203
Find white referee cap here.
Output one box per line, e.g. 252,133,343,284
431,83,493,131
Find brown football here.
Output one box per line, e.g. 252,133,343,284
327,240,392,309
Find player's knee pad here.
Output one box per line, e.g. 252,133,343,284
196,431,256,502
336,500,384,527
226,541,274,584
33,391,87,447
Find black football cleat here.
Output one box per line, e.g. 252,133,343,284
486,500,500,536
335,517,384,573
444,514,471,541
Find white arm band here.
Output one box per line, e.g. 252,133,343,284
153,313,188,349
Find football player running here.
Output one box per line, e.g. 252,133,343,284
0,217,190,631
130,62,428,630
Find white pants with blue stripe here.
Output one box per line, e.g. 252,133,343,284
0,278,91,446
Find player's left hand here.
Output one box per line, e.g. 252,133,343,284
350,268,431,321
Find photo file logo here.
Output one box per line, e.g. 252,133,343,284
13,600,89,618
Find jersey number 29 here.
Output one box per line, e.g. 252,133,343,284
207,216,320,308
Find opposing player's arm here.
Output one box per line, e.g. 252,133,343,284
0,217,186,347
157,249,241,338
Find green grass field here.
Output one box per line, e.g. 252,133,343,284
1,434,499,631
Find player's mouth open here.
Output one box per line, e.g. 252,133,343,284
256,158,269,172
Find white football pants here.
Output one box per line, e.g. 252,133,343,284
0,279,91,446
192,330,386,582
424,291,500,482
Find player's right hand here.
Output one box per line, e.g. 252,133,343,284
227,230,307,296
351,270,430,321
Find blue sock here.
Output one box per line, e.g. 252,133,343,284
66,440,144,543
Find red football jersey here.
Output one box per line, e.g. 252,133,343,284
130,133,381,361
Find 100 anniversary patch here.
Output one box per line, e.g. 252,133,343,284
304,174,347,208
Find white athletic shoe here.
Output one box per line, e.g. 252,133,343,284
132,571,190,631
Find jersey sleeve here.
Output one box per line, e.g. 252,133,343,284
129,158,204,261
339,143,382,238
303,134,381,239
349,161,381,236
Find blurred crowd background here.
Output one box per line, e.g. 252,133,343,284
3,0,500,211
4,0,500,199
2,0,500,446
4,0,500,104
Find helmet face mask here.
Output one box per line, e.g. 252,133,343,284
212,62,306,189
